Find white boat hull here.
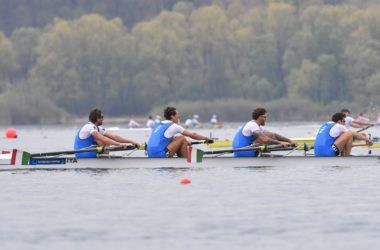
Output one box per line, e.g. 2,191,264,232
1,154,379,171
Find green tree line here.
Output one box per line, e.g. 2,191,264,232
1,0,380,124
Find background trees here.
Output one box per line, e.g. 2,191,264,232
1,0,380,124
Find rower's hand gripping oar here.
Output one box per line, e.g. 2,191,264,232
141,140,215,155
187,144,294,163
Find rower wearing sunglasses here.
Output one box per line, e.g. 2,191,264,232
232,107,297,157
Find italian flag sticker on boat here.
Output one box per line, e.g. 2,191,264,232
11,149,30,165
187,146,204,163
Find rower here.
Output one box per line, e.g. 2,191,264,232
340,108,374,129
232,107,297,157
146,115,155,129
314,112,372,157
74,108,140,158
147,106,213,158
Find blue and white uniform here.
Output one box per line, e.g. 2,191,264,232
232,120,264,157
74,122,106,158
314,121,347,156
147,121,185,158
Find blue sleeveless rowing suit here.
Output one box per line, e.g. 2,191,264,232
147,122,174,158
232,125,258,157
314,122,339,156
74,123,98,158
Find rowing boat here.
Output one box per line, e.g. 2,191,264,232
1,153,379,170
208,138,380,148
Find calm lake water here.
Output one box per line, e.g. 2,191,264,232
1,123,380,250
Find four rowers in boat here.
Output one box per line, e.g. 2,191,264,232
232,107,297,157
75,107,375,158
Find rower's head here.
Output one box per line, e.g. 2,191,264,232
164,106,180,123
89,108,104,125
252,107,267,126
341,108,350,115
332,112,346,125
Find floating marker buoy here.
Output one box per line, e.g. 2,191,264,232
180,178,191,185
5,128,17,139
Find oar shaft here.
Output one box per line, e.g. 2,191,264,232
203,148,249,155
357,124,373,133
203,145,293,155
30,145,136,157
190,140,214,145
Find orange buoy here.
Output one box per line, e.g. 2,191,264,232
5,128,17,139
180,178,191,185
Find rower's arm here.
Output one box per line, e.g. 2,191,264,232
182,130,211,142
352,131,372,144
104,132,140,147
349,121,362,128
256,131,290,145
352,120,373,128
92,131,124,147
272,133,297,144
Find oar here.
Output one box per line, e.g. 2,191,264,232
190,140,214,145
30,145,137,157
187,144,294,163
357,124,374,133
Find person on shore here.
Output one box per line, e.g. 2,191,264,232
232,107,297,157
314,112,372,157
74,108,140,158
146,115,155,129
341,109,373,129
147,107,213,158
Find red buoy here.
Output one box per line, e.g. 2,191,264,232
180,178,191,185
5,128,17,139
